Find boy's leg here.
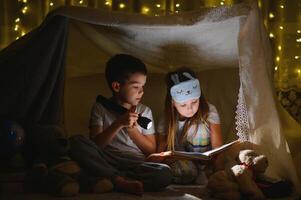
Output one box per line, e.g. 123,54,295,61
69,135,118,178
125,162,172,191
69,135,143,195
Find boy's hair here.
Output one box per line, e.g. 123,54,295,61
105,54,147,91
164,67,209,151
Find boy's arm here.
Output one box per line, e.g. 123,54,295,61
127,127,156,155
90,122,122,148
90,110,139,148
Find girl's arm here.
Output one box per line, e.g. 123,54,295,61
157,134,167,153
210,123,224,170
210,123,223,148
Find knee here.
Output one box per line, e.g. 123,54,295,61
69,135,96,156
152,164,173,190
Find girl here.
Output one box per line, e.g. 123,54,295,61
156,67,223,184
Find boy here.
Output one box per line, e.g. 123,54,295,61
69,54,172,195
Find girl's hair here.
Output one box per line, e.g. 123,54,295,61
165,67,209,151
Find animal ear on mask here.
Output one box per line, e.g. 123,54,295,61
171,74,180,84
182,72,194,80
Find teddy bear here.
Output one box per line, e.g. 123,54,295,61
26,124,113,196
207,149,268,200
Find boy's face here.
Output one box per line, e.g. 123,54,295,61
115,72,146,106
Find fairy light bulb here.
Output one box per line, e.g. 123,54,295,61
269,33,275,38
269,13,275,19
119,3,125,9
156,4,161,8
50,2,54,7
22,6,28,14
142,7,150,14
14,25,19,31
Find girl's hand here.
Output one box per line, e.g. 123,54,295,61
146,152,170,163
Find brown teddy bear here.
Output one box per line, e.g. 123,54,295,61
27,125,113,196
207,149,268,200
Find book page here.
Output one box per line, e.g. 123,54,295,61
201,140,240,157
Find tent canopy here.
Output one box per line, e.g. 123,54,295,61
0,0,300,192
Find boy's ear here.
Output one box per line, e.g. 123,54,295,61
111,81,121,93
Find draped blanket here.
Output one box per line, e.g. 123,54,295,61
0,0,300,191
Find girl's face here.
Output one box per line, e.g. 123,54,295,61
173,98,199,119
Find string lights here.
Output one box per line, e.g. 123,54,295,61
3,0,301,89
13,0,29,40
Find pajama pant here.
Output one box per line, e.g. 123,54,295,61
69,135,172,191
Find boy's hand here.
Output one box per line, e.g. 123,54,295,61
116,106,138,128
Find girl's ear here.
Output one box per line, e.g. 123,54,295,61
111,81,121,93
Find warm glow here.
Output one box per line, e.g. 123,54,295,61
280,5,284,9
15,18,20,23
175,3,180,8
22,0,27,3
119,3,125,9
278,45,282,51
269,13,275,19
275,66,278,71
142,7,150,14
105,1,110,6
258,0,262,8
21,30,25,36
14,25,19,31
220,2,225,5
279,26,283,30
156,4,161,8
269,33,275,38
276,56,280,62
49,2,54,7
79,0,83,4
16,37,19,40
295,56,300,59
297,38,301,43
22,6,28,14
297,30,301,34
297,69,301,74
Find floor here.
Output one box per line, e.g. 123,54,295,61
0,185,212,200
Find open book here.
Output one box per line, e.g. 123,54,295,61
147,140,240,162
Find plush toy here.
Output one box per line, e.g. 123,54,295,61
207,149,268,200
27,125,113,196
